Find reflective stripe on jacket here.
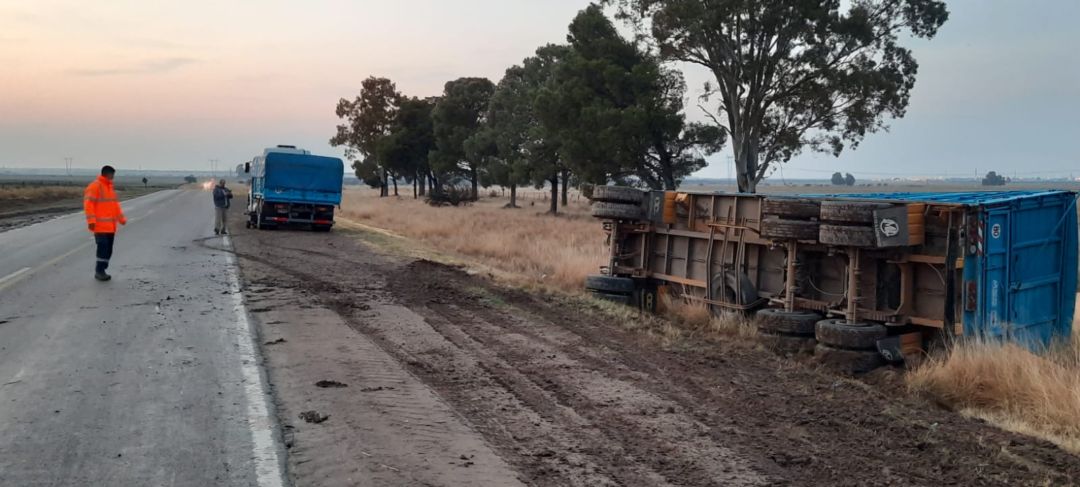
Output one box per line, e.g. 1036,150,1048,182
84,176,126,233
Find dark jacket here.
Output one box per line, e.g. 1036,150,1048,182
213,185,233,208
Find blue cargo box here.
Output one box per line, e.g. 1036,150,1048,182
254,152,344,205
818,190,1077,348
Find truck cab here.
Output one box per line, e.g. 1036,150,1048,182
245,145,344,231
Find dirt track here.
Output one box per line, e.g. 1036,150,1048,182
228,212,1080,486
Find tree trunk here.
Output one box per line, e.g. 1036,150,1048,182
392,174,398,196
509,184,518,208
732,135,761,194
380,167,389,197
548,175,559,214
560,169,569,206
412,177,417,199
418,171,426,197
659,152,677,190
470,166,479,200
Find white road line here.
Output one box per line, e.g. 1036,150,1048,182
221,235,286,487
0,267,32,289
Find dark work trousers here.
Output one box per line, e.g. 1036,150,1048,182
94,233,115,274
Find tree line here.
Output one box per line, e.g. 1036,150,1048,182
332,1,948,209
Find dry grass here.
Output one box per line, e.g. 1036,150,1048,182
907,331,1080,454
0,185,83,203
659,290,759,341
340,188,607,291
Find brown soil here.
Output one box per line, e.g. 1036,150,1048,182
227,213,1080,487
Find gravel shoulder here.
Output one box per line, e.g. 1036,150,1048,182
228,208,1079,487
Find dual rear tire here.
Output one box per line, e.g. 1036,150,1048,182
755,309,888,373
814,319,887,373
590,186,646,221
755,308,819,356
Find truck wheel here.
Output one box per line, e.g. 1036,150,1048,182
815,344,884,374
819,201,892,224
815,319,887,350
711,271,758,311
818,224,876,247
312,225,332,232
585,275,636,294
760,217,819,241
755,308,821,336
762,198,820,220
591,202,643,221
591,186,645,204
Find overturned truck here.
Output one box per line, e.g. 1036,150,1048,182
586,187,1078,372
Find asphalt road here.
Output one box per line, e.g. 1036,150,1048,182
0,190,285,486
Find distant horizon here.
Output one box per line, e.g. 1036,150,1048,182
5,166,1080,185
2,1,1077,181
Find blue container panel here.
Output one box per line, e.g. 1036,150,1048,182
966,192,1077,349
262,189,341,205
251,152,344,205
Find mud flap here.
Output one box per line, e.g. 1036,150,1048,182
876,336,905,364
636,281,658,313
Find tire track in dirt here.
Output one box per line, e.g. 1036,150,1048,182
232,221,1080,487
415,301,769,486
382,259,1080,487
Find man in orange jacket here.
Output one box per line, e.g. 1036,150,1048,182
84,165,127,281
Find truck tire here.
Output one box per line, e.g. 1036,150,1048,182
313,225,332,232
592,291,632,305
760,217,819,241
755,308,821,336
711,271,758,309
255,206,265,230
760,333,816,356
591,186,645,204
584,275,637,294
818,224,876,247
763,198,820,220
819,201,891,224
815,344,884,374
815,319,887,350
591,202,643,221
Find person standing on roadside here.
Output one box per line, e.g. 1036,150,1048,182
84,165,127,281
213,179,232,235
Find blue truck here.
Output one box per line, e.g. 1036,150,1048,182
244,145,345,231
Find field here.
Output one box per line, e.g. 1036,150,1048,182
0,176,183,232
340,187,607,291
340,182,1080,458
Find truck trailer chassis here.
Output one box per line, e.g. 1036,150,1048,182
586,187,1077,372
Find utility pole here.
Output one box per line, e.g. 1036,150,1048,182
64,157,72,177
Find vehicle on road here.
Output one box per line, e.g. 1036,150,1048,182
244,145,344,231
587,187,1078,372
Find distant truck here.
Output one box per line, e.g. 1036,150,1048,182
244,145,344,231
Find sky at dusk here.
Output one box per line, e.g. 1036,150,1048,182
1,0,1077,179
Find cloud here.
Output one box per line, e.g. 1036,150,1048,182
67,57,198,76
120,37,195,50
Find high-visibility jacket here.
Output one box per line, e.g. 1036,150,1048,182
84,175,127,233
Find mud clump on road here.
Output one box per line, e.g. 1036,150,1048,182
298,410,329,424
314,380,347,388
229,216,1080,486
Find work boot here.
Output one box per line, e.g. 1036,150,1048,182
94,272,112,281
214,229,220,235
220,229,228,235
